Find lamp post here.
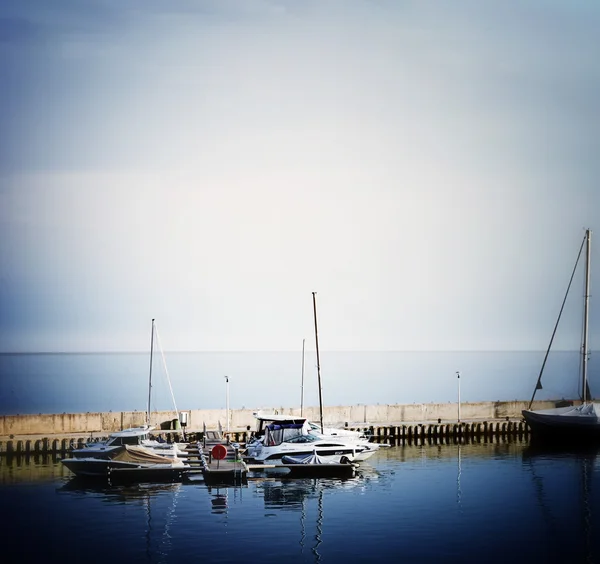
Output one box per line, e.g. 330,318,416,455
224,375,230,433
457,371,461,422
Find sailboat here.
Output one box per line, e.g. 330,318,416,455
68,319,187,460
522,228,600,440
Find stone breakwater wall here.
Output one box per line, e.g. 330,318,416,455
0,399,563,437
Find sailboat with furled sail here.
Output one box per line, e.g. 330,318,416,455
522,228,600,440
67,319,187,461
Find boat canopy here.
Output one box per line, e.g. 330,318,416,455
253,413,308,434
263,420,311,447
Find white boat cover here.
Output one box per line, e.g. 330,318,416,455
281,452,329,465
524,403,600,427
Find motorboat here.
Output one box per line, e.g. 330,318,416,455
245,419,379,465
61,444,190,481
252,412,369,439
72,426,188,459
245,413,382,459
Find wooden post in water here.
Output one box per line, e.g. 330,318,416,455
312,292,324,434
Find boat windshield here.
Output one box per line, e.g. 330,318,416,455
264,422,310,447
106,434,146,447
286,434,321,444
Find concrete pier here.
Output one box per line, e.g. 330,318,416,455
0,399,575,454
0,418,530,455
0,399,565,437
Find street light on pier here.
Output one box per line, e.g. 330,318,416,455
224,375,230,433
457,371,461,423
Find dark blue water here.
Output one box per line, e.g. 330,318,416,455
0,350,596,415
2,440,599,563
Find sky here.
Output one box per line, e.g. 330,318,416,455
1,0,600,354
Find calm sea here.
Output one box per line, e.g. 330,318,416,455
1,440,599,563
0,350,596,416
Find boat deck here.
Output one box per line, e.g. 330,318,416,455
183,438,247,486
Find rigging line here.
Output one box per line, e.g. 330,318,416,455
528,234,587,410
154,324,180,420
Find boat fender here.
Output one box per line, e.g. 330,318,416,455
212,444,227,460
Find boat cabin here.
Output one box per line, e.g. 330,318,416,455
263,420,312,447
104,427,152,447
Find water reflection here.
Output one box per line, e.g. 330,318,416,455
209,487,229,514
57,480,182,563
522,443,600,564
57,479,182,504
456,443,463,514
0,453,69,483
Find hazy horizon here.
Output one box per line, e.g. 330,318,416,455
2,1,599,363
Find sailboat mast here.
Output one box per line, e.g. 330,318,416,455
147,318,155,426
301,338,306,417
312,292,324,434
582,229,591,403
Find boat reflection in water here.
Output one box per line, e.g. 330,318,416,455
522,442,600,564
58,480,182,561
254,467,383,563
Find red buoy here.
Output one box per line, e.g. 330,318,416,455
211,444,227,460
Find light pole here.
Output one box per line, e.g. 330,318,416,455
457,371,461,422
224,375,230,433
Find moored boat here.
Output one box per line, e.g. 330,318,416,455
61,444,190,481
245,419,378,465
522,228,599,442
72,426,188,459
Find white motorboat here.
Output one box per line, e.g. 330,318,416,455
72,426,188,459
245,413,374,458
62,444,190,481
246,294,388,463
252,412,368,439
246,419,379,465
522,228,600,441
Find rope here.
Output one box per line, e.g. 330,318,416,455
528,234,587,409
154,324,180,422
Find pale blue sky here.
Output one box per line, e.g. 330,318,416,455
1,0,599,353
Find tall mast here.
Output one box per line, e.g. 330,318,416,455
147,318,155,426
312,292,324,434
300,338,306,417
582,229,591,403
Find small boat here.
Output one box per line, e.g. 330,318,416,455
522,228,600,441
61,444,190,482
281,451,357,479
72,426,188,459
